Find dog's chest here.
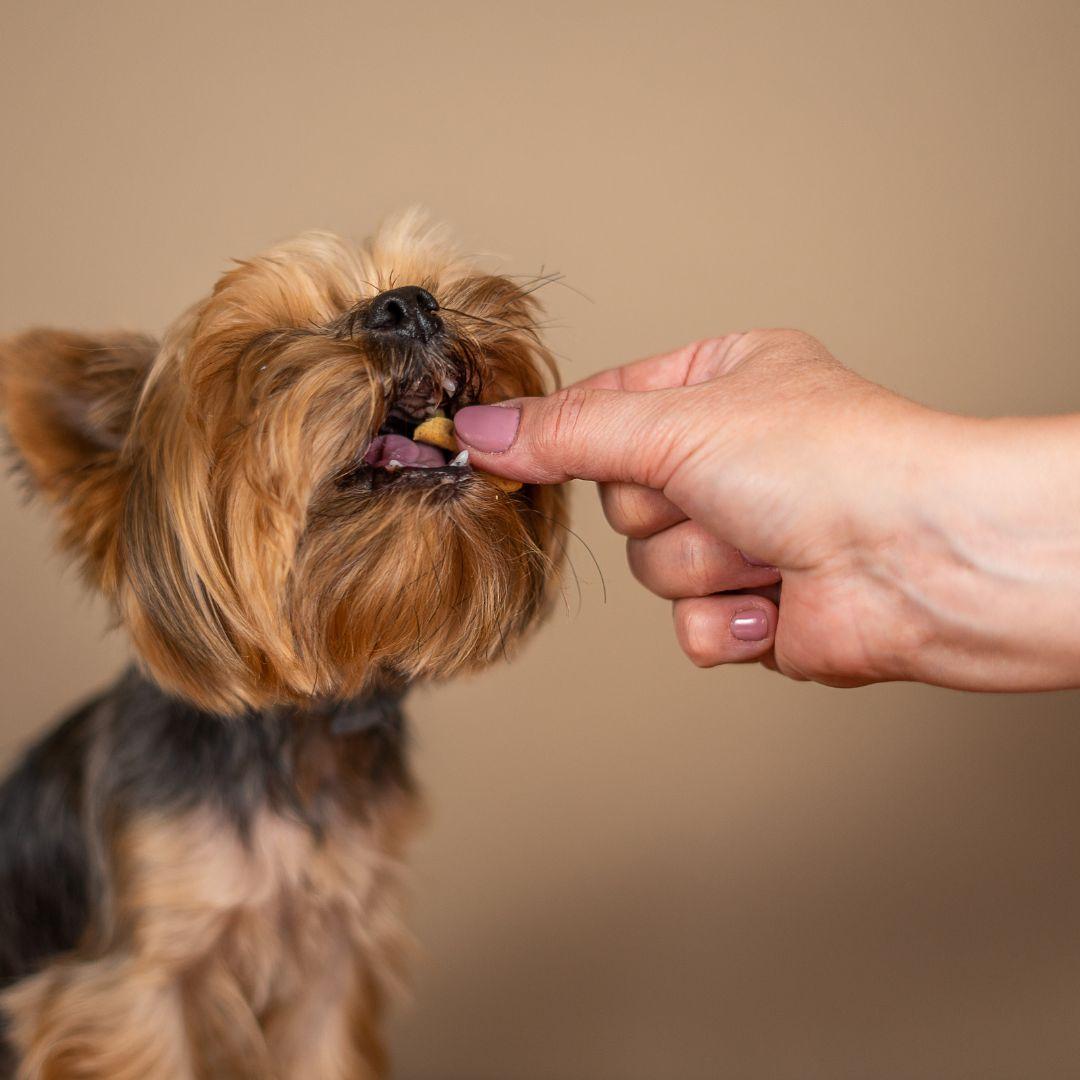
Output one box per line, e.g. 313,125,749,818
218,806,410,1017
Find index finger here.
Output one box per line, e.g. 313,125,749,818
599,482,686,538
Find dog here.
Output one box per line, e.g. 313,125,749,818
0,213,566,1078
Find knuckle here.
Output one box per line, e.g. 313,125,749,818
777,328,819,351
676,604,719,668
540,386,591,455
774,329,833,369
601,484,640,536
624,537,647,585
679,530,712,595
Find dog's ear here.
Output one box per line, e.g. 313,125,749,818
1,329,156,580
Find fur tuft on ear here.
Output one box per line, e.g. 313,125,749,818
0,329,155,582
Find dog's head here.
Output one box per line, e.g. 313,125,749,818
1,214,566,713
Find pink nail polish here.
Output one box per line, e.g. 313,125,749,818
730,608,769,642
453,405,521,453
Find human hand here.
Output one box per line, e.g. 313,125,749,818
453,331,1080,691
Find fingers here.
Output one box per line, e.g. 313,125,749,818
624,517,782,670
599,482,686,538
673,594,778,667
453,384,685,487
626,520,781,599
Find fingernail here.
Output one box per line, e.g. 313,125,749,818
453,405,521,453
730,608,769,642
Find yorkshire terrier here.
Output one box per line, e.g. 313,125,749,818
0,213,565,1078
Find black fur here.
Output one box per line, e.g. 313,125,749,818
0,668,411,990
0,698,94,985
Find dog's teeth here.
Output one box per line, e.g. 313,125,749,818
449,450,469,467
386,459,405,470
441,377,458,396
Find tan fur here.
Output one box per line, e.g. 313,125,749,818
2,795,417,1079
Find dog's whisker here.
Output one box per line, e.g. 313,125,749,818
505,272,594,305
522,506,606,605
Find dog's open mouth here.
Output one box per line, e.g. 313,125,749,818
348,372,473,491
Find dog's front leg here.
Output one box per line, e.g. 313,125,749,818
1,953,200,1080
0,808,276,1079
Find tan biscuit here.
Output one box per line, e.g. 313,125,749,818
412,416,458,452
413,417,523,493
478,472,524,494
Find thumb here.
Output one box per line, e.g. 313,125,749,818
452,385,689,486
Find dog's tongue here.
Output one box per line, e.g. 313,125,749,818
364,433,447,469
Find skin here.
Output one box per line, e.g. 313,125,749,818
454,330,1080,691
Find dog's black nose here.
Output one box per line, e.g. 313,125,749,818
363,286,442,342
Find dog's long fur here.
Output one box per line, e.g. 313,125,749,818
0,214,565,1077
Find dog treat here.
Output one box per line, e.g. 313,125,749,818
413,417,523,493
412,416,458,452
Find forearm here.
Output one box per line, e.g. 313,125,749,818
886,412,1080,690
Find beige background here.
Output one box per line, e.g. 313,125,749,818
2,2,1080,1077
